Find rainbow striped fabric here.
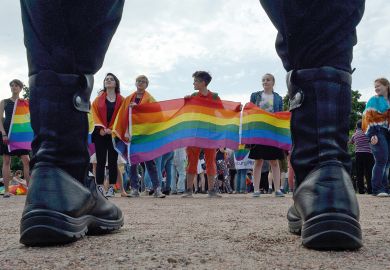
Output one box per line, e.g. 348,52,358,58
8,99,33,152
234,146,250,161
128,97,241,163
241,102,291,150
234,144,254,170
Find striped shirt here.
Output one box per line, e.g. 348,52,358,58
350,129,372,153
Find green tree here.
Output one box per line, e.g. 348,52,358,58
0,156,24,177
283,94,289,111
350,89,366,131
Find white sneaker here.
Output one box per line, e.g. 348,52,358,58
376,192,389,197
105,186,115,197
154,188,166,198
130,189,140,197
140,190,151,196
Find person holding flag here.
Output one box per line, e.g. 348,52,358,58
0,79,31,198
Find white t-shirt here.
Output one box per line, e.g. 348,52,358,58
258,92,274,112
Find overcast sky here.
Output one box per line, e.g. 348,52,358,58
1,1,389,104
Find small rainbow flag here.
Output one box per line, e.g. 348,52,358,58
87,112,95,155
241,102,291,150
128,97,241,164
234,145,250,161
234,144,254,170
8,99,33,152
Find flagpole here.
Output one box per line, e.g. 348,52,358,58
238,103,245,145
127,106,132,165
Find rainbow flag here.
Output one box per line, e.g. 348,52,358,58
128,97,241,164
8,99,33,152
234,145,250,161
87,112,96,155
241,102,291,150
234,144,254,170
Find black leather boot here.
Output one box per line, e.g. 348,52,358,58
287,66,362,250
20,70,123,246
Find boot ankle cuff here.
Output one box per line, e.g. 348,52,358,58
29,71,83,87
29,71,93,112
293,66,351,85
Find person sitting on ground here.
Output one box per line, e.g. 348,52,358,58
11,170,28,188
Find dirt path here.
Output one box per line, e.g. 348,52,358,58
1,194,389,269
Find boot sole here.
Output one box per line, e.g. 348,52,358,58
301,213,362,250
20,209,124,246
288,219,302,235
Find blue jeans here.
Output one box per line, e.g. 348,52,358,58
155,152,174,192
122,163,130,190
370,129,390,195
130,160,159,191
235,169,247,193
171,159,186,193
143,167,153,191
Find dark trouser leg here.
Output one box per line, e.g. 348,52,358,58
260,0,365,250
286,68,361,250
20,0,125,75
364,153,374,194
19,0,125,246
130,164,140,190
145,160,160,190
260,172,269,191
95,134,109,185
107,137,118,185
355,153,366,194
162,152,174,193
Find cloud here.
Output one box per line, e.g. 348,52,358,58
92,0,280,100
0,0,389,105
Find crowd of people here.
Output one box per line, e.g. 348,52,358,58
3,74,390,199
87,71,296,199
13,0,367,250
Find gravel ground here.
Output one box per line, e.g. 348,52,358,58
1,193,390,270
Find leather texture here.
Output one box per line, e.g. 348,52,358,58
23,165,122,221
286,66,362,250
288,66,352,185
29,70,90,182
20,71,123,246
292,161,359,222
